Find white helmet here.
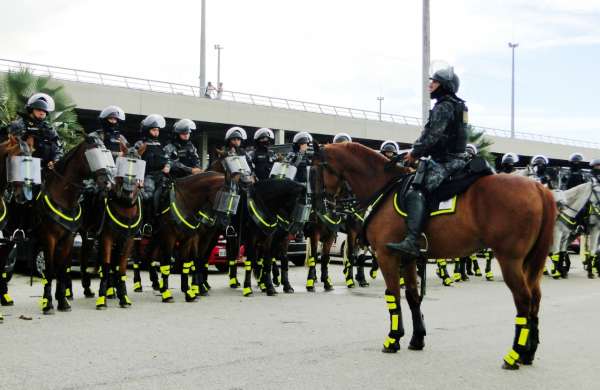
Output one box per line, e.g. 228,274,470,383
465,143,478,156
380,140,400,154
99,105,126,121
26,92,55,113
225,126,247,141
333,132,352,144
531,155,549,166
253,127,275,141
501,152,519,164
293,131,313,144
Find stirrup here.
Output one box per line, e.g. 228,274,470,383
142,224,153,236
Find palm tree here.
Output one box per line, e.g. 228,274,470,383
466,125,495,164
0,69,83,149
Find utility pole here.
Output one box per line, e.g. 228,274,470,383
214,44,224,87
199,0,207,94
421,0,430,125
508,42,519,138
377,96,384,120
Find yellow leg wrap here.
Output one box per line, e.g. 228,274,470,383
228,260,235,266
485,271,494,279
159,280,164,289
503,349,520,366
65,288,72,297
443,277,453,286
161,290,172,300
123,295,132,305
391,314,399,331
453,272,461,281
192,285,200,294
41,278,48,286
160,265,171,276
385,295,397,310
133,281,142,290
306,279,315,288
346,278,355,286
244,260,251,271
39,297,49,310
243,287,252,296
66,267,71,273
106,287,115,296
383,336,397,349
133,263,140,270
399,277,405,287
121,275,127,282
96,296,106,306
151,261,160,268
229,277,239,286
183,261,193,274
307,257,316,267
3,294,14,304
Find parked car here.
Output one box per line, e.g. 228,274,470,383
208,235,245,272
288,233,307,266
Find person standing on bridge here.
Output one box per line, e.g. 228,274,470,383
386,66,468,257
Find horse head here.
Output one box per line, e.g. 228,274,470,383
112,157,145,206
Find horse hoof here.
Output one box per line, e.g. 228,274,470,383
162,297,174,303
283,286,295,294
119,302,132,308
520,358,533,366
501,361,520,370
84,289,95,298
306,286,315,292
243,287,253,297
381,345,399,353
203,282,212,291
358,280,370,287
151,282,160,291
346,281,355,289
96,304,107,310
370,270,378,279
266,289,277,296
185,294,198,302
57,302,71,312
324,284,334,292
43,307,55,315
1,298,14,306
408,339,425,351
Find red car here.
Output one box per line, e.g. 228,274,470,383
208,235,245,272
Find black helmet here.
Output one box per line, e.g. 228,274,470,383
26,93,55,113
140,114,166,133
99,105,125,122
253,128,274,143
501,152,519,165
333,132,352,144
225,126,247,142
430,67,460,94
569,153,584,164
173,119,196,135
293,131,313,145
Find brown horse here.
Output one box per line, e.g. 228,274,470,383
35,139,112,314
95,168,144,309
312,142,556,370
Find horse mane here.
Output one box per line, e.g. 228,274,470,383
328,143,389,172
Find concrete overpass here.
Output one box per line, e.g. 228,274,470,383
2,58,599,166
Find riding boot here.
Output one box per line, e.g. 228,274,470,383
272,259,281,287
0,272,14,306
117,274,132,308
226,227,240,288
281,256,294,293
386,190,427,258
356,253,369,287
320,253,334,291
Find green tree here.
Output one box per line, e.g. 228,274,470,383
466,125,495,164
0,69,83,149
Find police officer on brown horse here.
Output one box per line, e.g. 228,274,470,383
387,66,468,257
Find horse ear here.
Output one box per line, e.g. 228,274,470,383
8,134,17,147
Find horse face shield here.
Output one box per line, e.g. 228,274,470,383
6,155,42,203
85,147,117,190
114,157,146,202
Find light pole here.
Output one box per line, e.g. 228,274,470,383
214,44,224,87
422,0,430,124
199,0,206,94
508,42,518,138
377,96,384,120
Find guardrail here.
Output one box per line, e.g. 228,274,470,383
1,58,597,149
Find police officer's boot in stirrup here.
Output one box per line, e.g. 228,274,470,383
386,190,426,258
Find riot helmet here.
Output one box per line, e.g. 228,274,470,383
569,152,584,169
590,158,600,178
140,114,166,139
99,105,125,131
380,140,400,158
465,143,478,157
225,126,247,142
26,93,55,114
293,131,313,145
501,152,519,165
173,119,196,134
430,66,460,96
333,132,352,144
531,154,549,175
253,128,275,145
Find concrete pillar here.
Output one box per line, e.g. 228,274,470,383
274,129,285,145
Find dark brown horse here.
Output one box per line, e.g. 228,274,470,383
35,139,111,314
95,167,144,309
312,142,556,370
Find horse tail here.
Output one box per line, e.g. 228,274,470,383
524,184,557,280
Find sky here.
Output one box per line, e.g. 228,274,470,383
2,0,600,144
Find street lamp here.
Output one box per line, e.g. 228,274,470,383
199,0,206,93
214,44,224,88
377,96,384,120
508,42,519,138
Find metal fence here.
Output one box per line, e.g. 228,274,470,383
1,58,598,149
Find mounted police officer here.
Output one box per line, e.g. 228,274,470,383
223,126,253,172
133,114,169,230
87,105,128,160
164,119,202,179
9,93,64,170
286,132,313,184
465,143,478,160
560,153,587,190
380,140,400,159
333,132,352,144
529,155,557,189
387,66,468,257
248,128,276,181
499,153,519,173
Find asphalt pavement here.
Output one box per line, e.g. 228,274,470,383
1,256,600,390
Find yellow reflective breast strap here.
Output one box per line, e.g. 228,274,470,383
322,213,341,225
105,197,142,229
559,212,576,226
171,200,200,230
0,198,7,223
44,194,82,222
248,199,276,228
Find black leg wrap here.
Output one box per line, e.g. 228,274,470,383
502,316,530,370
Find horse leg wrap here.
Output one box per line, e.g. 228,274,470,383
356,254,369,287
228,259,240,288
382,292,404,353
202,262,211,292
306,257,317,291
64,267,73,300
502,316,530,369
41,277,54,314
484,251,494,280
272,259,281,287
550,253,561,279
343,252,355,288
452,259,462,282
594,255,600,277
262,258,277,296
190,263,201,295
180,261,196,301
320,254,334,291
465,255,474,275
133,261,142,292
436,259,453,286
150,261,160,290
560,252,570,278
243,260,253,297
117,275,132,308
160,264,173,302
55,270,71,312
471,256,482,277
520,317,539,365
96,264,109,309
1,273,13,305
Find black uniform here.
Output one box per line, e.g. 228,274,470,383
87,126,129,160
133,137,168,207
164,139,201,178
9,115,64,167
248,145,275,181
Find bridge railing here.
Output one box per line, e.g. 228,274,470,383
1,58,598,149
